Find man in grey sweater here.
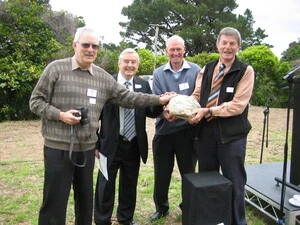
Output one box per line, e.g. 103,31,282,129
29,26,174,225
150,35,201,221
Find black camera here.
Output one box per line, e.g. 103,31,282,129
73,107,90,125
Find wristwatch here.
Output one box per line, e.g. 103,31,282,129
208,108,212,116
205,108,212,119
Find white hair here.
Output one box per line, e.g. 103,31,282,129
166,35,185,48
118,48,140,64
73,26,101,44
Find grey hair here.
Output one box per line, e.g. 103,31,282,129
118,48,140,64
73,26,101,44
217,27,242,46
166,35,185,48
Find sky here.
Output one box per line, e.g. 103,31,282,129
49,0,300,58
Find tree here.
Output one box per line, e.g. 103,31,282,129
186,52,220,68
41,9,86,60
137,48,155,74
238,45,289,107
156,55,168,68
42,10,84,45
97,49,119,75
120,0,268,56
281,38,300,64
0,0,61,120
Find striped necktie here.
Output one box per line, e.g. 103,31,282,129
205,64,226,121
123,81,136,141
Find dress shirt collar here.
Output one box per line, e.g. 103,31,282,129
218,57,235,74
71,56,93,75
163,59,190,73
117,72,134,86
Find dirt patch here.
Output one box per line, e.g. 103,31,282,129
0,105,292,164
0,105,294,225
0,120,43,162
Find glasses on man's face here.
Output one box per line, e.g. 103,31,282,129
77,42,99,50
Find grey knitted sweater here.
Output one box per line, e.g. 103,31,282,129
29,57,160,151
152,60,201,135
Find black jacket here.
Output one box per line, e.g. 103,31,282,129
97,75,158,166
199,58,252,143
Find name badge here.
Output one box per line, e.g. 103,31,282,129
87,89,97,98
135,84,142,89
179,82,189,91
89,98,96,105
226,87,234,93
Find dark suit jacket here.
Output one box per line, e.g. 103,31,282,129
98,74,158,167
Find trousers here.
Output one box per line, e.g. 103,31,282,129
152,128,196,213
38,146,95,225
193,120,247,225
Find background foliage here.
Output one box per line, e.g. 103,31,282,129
120,0,270,55
0,0,300,121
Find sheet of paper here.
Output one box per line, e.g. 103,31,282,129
97,152,108,181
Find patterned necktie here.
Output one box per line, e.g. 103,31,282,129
205,64,226,121
123,81,136,141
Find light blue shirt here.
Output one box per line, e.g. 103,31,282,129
164,59,191,79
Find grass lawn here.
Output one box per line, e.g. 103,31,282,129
0,106,294,225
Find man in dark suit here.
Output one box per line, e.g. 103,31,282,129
94,48,158,225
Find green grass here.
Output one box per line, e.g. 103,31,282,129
0,107,292,224
0,154,280,225
0,161,43,225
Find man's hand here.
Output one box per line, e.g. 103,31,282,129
159,92,177,105
59,110,81,125
163,105,177,122
186,108,209,124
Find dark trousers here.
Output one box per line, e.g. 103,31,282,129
94,137,140,225
152,128,196,213
194,121,247,225
38,146,95,225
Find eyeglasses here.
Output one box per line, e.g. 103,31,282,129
77,42,99,50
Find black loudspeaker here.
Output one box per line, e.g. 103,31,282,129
290,78,300,185
182,171,232,225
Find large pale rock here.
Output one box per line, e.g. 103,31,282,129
168,95,201,119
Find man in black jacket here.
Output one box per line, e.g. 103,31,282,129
164,27,255,225
188,27,255,225
94,48,158,225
